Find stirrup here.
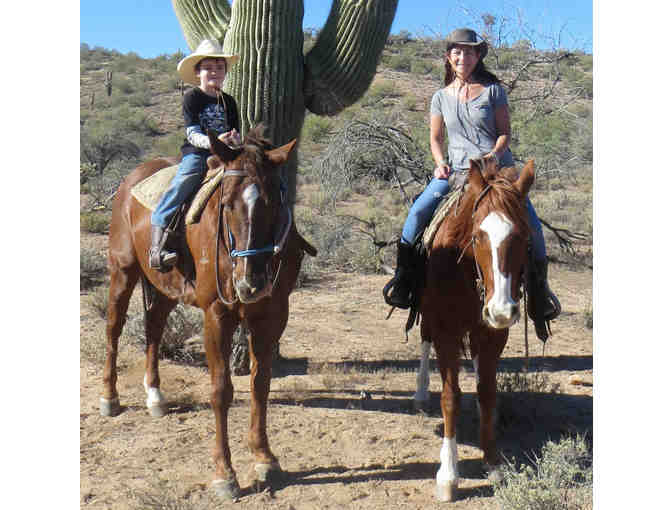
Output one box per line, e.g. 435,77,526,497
544,291,561,321
383,274,413,309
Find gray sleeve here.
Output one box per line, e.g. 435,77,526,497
186,125,211,150
430,90,443,116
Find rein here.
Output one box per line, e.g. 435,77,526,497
215,168,292,306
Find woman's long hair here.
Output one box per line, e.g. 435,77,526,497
443,45,500,86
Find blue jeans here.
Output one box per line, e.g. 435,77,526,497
400,177,546,260
151,152,206,228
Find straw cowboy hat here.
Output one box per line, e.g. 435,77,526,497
446,28,488,59
177,39,240,85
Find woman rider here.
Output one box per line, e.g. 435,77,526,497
383,28,560,338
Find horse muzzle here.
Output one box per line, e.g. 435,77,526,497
233,270,272,304
482,300,520,329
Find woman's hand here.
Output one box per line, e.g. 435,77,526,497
434,162,451,180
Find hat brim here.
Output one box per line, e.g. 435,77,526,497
177,53,240,86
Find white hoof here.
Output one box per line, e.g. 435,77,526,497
143,375,166,417
436,480,458,502
413,397,430,413
99,397,121,417
485,463,504,484
212,478,241,501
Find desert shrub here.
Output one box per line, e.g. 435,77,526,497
81,247,107,291
112,52,143,74
80,211,111,234
316,117,429,211
401,94,419,111
497,370,560,394
430,63,444,82
361,80,402,107
410,59,434,75
150,131,184,159
493,434,593,510
302,114,334,143
388,53,412,72
85,284,109,319
124,304,203,364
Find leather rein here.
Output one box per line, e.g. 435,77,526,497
214,168,292,305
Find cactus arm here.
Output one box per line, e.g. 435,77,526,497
171,0,232,50
304,0,398,116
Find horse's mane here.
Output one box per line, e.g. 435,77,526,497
228,124,277,202
435,158,530,250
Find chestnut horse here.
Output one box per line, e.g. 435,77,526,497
100,126,316,500
413,157,535,502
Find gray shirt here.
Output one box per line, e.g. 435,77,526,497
430,82,514,170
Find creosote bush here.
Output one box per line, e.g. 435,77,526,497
124,304,203,364
497,370,560,394
493,434,593,510
80,247,107,291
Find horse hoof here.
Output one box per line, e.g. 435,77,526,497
252,462,283,492
147,404,166,418
99,397,121,417
485,463,504,484
212,478,241,501
413,398,431,414
436,481,458,502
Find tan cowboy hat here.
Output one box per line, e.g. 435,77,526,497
446,28,488,59
177,39,240,85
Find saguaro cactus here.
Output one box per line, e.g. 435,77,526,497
172,0,398,203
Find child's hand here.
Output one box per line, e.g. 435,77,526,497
218,129,242,148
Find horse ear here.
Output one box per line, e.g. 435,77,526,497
208,129,240,162
266,139,298,166
468,158,487,194
514,159,535,197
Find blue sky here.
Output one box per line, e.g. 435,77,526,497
80,0,593,58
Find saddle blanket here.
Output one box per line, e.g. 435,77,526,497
422,188,463,251
130,165,224,225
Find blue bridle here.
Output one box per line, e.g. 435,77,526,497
224,171,290,259
215,168,291,305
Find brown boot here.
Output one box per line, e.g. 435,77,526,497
149,225,177,271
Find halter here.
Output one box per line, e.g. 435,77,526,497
215,168,292,305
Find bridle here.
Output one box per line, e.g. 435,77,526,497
214,168,292,305
456,183,492,305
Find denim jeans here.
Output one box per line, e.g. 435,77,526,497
400,177,546,260
151,152,206,228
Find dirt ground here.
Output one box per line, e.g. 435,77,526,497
80,231,592,509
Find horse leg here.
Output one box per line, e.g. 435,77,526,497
202,304,241,500
246,313,285,490
432,335,462,502
414,339,432,411
470,327,508,474
142,289,176,418
101,259,139,417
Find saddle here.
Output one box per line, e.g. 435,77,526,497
130,157,225,225
130,157,226,280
